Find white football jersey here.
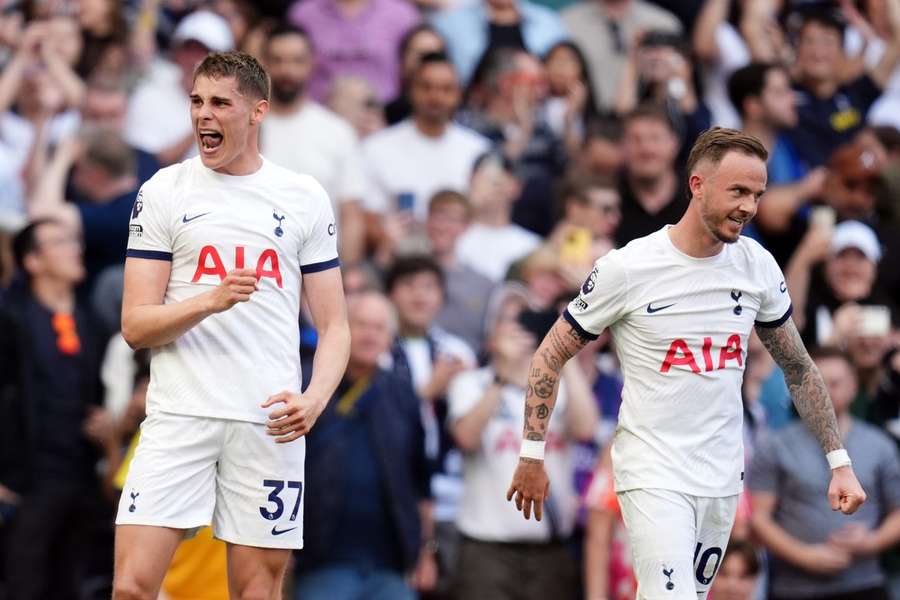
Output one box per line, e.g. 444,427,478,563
126,157,339,424
566,227,792,497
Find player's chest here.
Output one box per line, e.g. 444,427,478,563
171,189,304,286
618,269,764,371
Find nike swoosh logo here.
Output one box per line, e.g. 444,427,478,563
779,280,787,293
647,303,676,314
182,212,210,223
271,525,297,536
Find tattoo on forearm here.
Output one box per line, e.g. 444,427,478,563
522,318,591,442
534,375,554,398
756,320,842,453
540,348,562,373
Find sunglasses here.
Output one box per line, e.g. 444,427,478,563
595,203,620,216
842,177,877,193
52,312,81,356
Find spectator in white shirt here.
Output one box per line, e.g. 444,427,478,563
260,24,367,263
456,152,541,282
362,52,490,221
124,10,234,166
448,292,596,600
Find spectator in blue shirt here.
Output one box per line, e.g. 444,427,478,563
787,8,900,167
431,0,568,86
295,291,436,600
27,129,140,295
749,346,900,600
728,62,825,265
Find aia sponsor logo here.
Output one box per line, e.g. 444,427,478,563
659,335,744,373
192,245,284,288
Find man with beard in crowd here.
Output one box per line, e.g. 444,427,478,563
261,24,368,263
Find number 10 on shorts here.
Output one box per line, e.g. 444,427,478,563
259,480,303,522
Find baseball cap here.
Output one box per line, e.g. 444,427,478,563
828,143,880,181
172,10,234,53
830,220,882,262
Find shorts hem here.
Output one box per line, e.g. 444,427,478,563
214,531,304,550
114,517,209,530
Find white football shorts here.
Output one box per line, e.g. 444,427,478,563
618,488,738,600
115,410,306,549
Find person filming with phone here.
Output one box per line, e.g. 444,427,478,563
447,290,596,599
820,142,900,302
786,218,895,349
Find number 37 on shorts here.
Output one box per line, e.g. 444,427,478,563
260,479,303,536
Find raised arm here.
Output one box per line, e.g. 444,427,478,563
755,318,867,513
869,0,900,88
506,316,593,520
693,0,730,64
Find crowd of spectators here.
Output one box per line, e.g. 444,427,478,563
2,0,900,599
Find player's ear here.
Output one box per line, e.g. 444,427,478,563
688,173,704,200
250,98,269,125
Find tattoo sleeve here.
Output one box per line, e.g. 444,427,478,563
755,319,842,453
522,317,592,444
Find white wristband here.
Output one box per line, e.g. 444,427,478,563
519,439,545,461
827,449,852,470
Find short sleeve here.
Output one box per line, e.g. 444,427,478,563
754,247,793,327
447,370,489,423
564,250,628,340
747,435,780,494
298,182,340,274
126,181,173,261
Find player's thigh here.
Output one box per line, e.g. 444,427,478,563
213,421,306,550
113,524,185,597
693,494,740,600
225,542,291,598
115,411,224,530
618,488,698,600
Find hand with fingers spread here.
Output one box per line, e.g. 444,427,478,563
506,458,550,521
262,392,327,443
207,268,258,313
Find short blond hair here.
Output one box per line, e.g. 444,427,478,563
686,128,768,197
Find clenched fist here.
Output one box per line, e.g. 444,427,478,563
207,268,257,313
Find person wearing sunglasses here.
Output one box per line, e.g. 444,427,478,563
0,218,111,599
822,142,900,304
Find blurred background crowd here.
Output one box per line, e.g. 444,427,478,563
2,0,900,599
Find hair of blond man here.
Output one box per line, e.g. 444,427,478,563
685,127,768,198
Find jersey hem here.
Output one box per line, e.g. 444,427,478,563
127,248,174,261
152,407,269,425
755,304,793,328
562,308,599,341
613,480,743,499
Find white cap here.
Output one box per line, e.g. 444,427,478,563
830,220,882,262
172,10,234,53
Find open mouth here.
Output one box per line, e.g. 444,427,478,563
199,129,223,152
